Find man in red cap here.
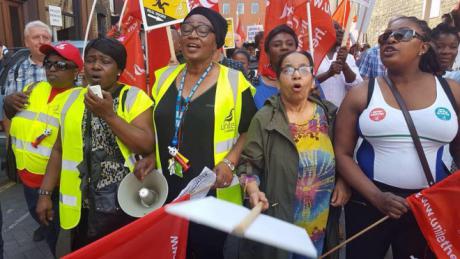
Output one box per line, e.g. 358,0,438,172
5,42,82,255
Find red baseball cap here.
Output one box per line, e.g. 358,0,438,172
40,42,83,70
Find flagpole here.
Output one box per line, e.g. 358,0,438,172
357,6,368,43
166,26,178,64
341,2,356,47
319,216,389,258
144,29,150,93
118,0,129,28
306,1,314,58
83,0,98,60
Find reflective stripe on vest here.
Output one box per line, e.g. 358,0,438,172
125,86,140,113
215,137,239,154
62,159,79,171
60,193,77,207
155,65,178,97
11,136,52,157
16,110,59,128
60,89,83,141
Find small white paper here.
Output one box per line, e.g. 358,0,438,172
166,197,317,258
175,167,216,200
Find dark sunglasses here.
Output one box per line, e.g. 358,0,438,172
180,23,214,37
44,60,77,71
378,28,426,45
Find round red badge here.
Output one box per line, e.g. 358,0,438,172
369,108,386,121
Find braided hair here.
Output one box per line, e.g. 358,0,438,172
395,16,441,74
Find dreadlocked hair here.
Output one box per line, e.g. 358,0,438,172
394,16,441,74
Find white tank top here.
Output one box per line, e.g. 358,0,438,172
357,78,458,189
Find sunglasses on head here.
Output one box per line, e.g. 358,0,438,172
44,59,77,71
378,28,425,45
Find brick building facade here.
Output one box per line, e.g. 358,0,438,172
0,0,124,48
365,0,458,45
218,0,266,41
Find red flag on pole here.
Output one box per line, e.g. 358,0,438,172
189,0,220,11
259,0,336,73
332,0,351,28
406,172,460,258
236,14,246,43
147,28,171,94
108,0,147,92
63,194,191,259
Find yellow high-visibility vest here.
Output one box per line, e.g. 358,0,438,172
152,63,254,171
10,82,68,175
58,85,153,229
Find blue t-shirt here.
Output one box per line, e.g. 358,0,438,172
253,78,279,109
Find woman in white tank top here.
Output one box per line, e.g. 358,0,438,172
334,16,460,259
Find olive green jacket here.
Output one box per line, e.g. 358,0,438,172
236,94,336,259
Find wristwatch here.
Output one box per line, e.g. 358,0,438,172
38,189,52,196
222,158,235,171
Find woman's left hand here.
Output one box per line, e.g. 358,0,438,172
213,161,234,188
84,90,116,120
330,176,351,207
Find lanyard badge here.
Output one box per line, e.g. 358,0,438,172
168,63,213,178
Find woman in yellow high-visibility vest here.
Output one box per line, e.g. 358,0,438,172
36,37,154,250
134,7,257,259
6,42,82,255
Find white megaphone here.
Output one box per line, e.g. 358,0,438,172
117,170,168,218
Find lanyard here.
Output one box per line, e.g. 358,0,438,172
171,63,213,147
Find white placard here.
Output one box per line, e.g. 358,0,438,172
49,5,63,27
166,197,317,258
246,25,264,43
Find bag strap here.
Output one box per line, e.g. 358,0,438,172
383,75,435,186
366,77,375,108
436,75,458,116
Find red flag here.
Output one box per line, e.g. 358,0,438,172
188,0,220,11
108,0,147,92
332,0,350,28
236,14,246,43
406,172,460,258
63,194,190,259
260,0,336,73
147,28,171,95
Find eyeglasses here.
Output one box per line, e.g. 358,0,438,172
44,60,77,71
180,23,214,37
281,65,313,76
378,28,425,45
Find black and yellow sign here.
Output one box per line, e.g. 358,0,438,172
224,18,235,49
141,0,189,30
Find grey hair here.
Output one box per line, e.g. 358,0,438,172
24,20,51,37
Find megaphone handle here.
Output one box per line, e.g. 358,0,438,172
231,202,263,237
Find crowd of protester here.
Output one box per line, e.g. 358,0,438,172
1,3,460,259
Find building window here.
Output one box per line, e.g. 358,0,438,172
222,3,230,15
251,2,259,14
429,0,441,18
237,3,244,15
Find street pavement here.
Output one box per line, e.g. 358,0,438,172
0,175,53,259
